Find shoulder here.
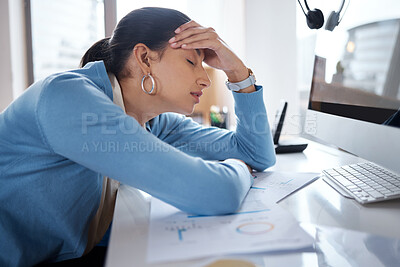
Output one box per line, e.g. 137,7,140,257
36,66,117,132
38,66,113,111
35,68,123,152
39,61,111,99
41,72,101,96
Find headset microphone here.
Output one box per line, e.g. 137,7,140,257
297,0,347,31
325,0,346,31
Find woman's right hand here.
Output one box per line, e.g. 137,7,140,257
169,20,255,93
229,159,252,173
169,21,249,83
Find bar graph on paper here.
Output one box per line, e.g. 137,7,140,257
151,202,278,246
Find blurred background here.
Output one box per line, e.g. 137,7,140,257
1,0,399,134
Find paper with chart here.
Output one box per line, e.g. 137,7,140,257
147,172,319,263
250,171,320,203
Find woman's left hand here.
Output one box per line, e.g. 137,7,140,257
169,20,249,83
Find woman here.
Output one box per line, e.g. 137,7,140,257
0,7,275,266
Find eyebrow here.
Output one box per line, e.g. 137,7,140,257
184,49,204,61
195,49,205,61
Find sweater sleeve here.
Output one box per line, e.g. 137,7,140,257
152,86,276,171
36,74,253,216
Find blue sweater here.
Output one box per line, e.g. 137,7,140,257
0,61,275,266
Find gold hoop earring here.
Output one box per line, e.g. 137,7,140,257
141,73,155,95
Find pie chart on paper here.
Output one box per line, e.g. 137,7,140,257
235,222,274,235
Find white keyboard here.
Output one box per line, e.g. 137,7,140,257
323,162,400,204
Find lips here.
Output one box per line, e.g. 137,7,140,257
190,91,203,103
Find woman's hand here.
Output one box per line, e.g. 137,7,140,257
229,159,253,174
169,20,250,84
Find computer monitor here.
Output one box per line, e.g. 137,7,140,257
304,18,400,175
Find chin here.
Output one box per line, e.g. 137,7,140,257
174,105,195,116
186,105,196,115
182,109,194,116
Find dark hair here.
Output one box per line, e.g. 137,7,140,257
80,7,191,78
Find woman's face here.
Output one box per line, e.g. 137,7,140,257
151,46,210,115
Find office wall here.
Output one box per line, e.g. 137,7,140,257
0,0,14,112
245,0,299,135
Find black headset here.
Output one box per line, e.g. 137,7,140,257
297,0,346,31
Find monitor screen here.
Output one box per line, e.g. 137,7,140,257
308,19,400,129
305,9,400,175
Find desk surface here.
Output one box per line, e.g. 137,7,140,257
105,140,400,267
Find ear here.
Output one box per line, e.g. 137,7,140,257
133,43,156,75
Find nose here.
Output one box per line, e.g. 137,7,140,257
197,68,211,90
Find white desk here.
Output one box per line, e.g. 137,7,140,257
105,140,400,267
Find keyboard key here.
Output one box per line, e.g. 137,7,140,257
346,185,358,190
351,188,363,193
368,191,384,199
354,192,364,198
324,162,400,204
385,192,400,197
332,175,353,187
387,185,399,190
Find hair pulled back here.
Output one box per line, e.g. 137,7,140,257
80,7,191,78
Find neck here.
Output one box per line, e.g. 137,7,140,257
119,78,163,128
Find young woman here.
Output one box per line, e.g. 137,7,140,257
0,7,275,266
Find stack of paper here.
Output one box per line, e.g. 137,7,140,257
147,172,319,263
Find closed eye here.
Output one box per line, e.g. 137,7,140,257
186,59,195,66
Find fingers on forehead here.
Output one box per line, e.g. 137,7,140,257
175,20,199,33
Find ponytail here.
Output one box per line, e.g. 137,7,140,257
80,37,113,72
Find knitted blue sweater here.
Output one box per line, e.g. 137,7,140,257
0,61,275,266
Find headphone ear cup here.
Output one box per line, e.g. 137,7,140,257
325,11,340,31
306,8,324,29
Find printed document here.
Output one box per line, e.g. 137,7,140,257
147,172,318,263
